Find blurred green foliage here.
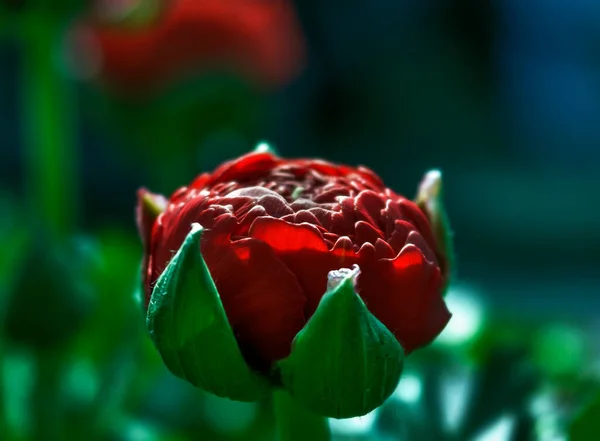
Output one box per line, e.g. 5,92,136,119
570,391,600,441
85,73,264,192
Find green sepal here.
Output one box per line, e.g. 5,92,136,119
146,223,271,401
415,169,454,293
278,266,404,419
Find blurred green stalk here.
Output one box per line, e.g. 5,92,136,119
273,392,331,441
21,11,77,238
0,347,7,441
32,351,66,441
18,9,78,441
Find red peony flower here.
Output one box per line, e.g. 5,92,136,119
138,150,451,370
71,0,305,94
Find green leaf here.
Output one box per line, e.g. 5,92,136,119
146,223,271,401
570,391,600,441
278,265,404,418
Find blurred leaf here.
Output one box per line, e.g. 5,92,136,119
19,0,90,19
458,346,538,440
469,319,539,362
1,350,36,440
62,228,166,440
0,192,30,323
569,390,600,441
73,228,142,362
509,411,536,441
82,74,264,189
532,324,587,383
104,416,189,441
2,231,97,349
375,355,453,441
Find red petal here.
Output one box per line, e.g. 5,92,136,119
145,217,166,306
189,173,211,190
249,217,328,253
202,237,306,366
289,210,322,226
235,205,268,236
373,238,395,259
387,220,412,254
356,245,450,353
398,199,438,253
313,185,353,203
405,230,437,263
299,159,342,177
210,152,279,184
332,236,355,252
308,208,343,232
354,191,386,232
355,220,384,246
249,217,357,316
356,165,385,189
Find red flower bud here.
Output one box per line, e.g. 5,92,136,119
138,150,451,369
71,0,305,95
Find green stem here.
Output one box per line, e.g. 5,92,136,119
273,392,331,441
21,12,77,238
32,350,65,441
18,10,76,441
0,345,7,441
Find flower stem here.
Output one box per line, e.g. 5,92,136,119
21,11,77,238
273,392,331,441
0,346,7,441
18,10,75,441
32,350,65,441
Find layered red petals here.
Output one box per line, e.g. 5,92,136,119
248,216,450,353
249,217,350,315
356,245,450,354
201,237,306,366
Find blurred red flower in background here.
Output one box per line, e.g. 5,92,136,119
71,0,306,94
137,151,451,369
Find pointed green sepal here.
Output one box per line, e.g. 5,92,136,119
415,169,454,292
146,223,271,401
254,141,279,155
278,265,404,419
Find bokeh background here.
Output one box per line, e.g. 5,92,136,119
1,0,600,440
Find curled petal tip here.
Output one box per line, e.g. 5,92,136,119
414,169,454,290
416,169,443,207
326,264,360,292
253,141,279,156
138,188,167,219
136,188,167,253
189,222,204,235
